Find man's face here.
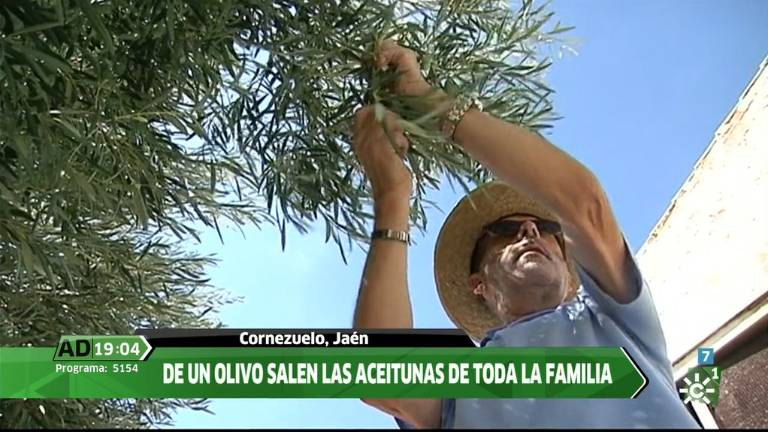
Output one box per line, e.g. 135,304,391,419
469,214,571,320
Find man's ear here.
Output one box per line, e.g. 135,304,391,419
468,273,485,296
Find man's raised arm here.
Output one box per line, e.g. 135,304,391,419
376,39,638,305
351,106,413,330
449,106,638,304
350,106,442,429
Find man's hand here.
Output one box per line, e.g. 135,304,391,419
352,105,412,213
376,39,432,97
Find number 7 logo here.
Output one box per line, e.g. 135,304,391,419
697,347,714,365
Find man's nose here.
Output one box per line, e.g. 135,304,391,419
517,220,540,240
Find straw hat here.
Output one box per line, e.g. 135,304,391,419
434,181,581,342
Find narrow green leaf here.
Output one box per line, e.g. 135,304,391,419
77,0,115,52
210,164,217,193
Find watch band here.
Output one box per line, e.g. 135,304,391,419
371,229,410,245
441,93,483,140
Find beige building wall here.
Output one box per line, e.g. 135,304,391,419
637,57,768,363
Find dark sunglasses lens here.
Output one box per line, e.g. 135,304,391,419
486,219,562,236
486,220,521,236
536,220,562,235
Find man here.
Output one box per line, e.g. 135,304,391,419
351,40,700,428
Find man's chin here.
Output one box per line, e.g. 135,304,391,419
516,256,554,273
495,258,560,284
519,250,550,262
510,264,562,287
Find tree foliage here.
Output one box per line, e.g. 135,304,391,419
0,0,567,427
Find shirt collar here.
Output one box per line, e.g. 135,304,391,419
479,306,558,347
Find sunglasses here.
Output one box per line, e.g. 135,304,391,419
469,218,566,273
482,219,562,237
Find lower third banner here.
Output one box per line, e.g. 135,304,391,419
0,336,647,399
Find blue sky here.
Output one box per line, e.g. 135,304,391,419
171,0,768,428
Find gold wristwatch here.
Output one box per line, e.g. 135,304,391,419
441,93,484,140
371,229,410,245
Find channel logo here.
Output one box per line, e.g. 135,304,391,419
679,348,720,406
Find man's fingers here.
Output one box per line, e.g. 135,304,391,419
353,105,375,129
379,39,398,50
394,133,410,158
376,39,416,71
383,112,409,158
376,39,398,69
376,49,393,70
354,105,401,131
378,48,412,71
353,105,408,152
383,110,402,132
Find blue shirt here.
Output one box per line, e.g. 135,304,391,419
397,241,700,429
